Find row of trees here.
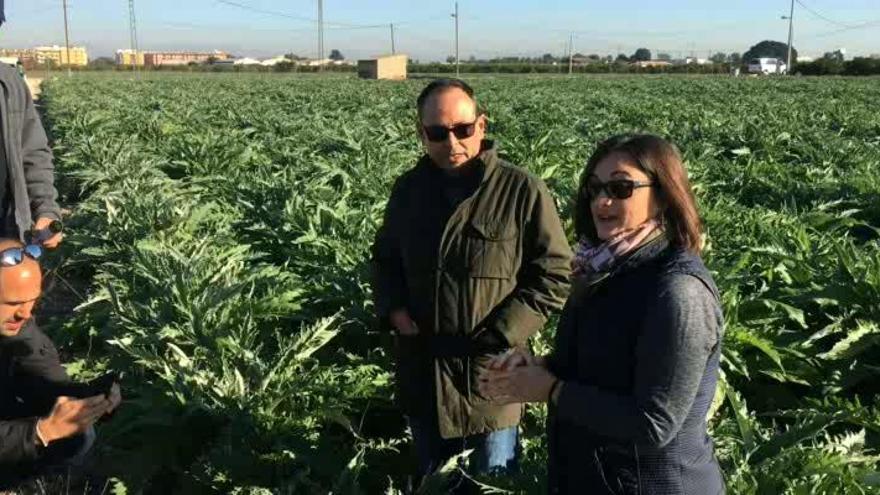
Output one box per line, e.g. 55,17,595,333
447,41,800,67
796,56,880,76
413,61,735,75
446,50,745,65
73,40,880,76
437,40,880,76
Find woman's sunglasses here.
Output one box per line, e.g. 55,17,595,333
584,179,654,200
0,245,43,267
422,121,477,142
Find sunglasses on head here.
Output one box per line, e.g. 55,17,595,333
0,245,42,267
584,179,654,200
422,121,477,142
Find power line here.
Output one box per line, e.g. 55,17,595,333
795,0,854,28
813,19,880,38
213,0,419,30
392,27,450,47
323,16,450,32
214,0,318,24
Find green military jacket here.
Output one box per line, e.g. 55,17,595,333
371,141,571,439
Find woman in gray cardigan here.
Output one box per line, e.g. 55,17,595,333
480,134,725,494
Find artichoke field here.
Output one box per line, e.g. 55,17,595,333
37,73,880,494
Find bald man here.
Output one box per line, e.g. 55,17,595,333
0,239,120,487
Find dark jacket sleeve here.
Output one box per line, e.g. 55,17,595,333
0,418,40,464
370,180,408,328
480,180,572,347
20,80,61,222
9,322,70,415
554,274,720,447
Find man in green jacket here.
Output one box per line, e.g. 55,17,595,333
371,79,571,478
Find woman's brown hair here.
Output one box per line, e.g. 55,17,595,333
574,134,703,253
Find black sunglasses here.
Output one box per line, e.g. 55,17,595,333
422,121,477,142
584,179,654,200
0,245,42,267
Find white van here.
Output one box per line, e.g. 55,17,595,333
748,58,787,75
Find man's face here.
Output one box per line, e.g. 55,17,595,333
0,258,41,338
419,87,487,169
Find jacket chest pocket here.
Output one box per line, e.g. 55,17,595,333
462,221,518,279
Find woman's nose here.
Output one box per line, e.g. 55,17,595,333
593,194,613,206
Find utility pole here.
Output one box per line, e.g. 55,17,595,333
452,2,459,77
568,33,574,75
317,0,324,70
785,0,795,73
128,0,140,77
390,23,396,54
62,0,72,77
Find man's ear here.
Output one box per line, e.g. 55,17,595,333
477,113,488,133
415,118,427,144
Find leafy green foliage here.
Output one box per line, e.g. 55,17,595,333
37,73,880,493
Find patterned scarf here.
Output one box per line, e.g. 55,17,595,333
572,219,663,278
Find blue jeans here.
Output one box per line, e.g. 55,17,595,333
408,416,519,477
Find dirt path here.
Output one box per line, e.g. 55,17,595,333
26,77,43,99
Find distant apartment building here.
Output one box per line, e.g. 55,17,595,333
0,48,37,65
142,50,230,67
35,45,89,66
0,46,88,66
116,49,145,66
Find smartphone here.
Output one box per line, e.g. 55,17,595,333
27,220,63,245
55,372,119,399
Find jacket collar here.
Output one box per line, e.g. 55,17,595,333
614,233,671,275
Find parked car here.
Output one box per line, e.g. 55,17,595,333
748,57,787,75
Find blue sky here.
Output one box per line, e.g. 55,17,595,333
1,1,878,61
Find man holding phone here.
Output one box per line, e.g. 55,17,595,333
0,239,120,487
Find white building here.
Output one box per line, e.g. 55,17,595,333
233,57,262,66
298,58,333,67
260,56,292,66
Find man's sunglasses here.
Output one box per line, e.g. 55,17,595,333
0,245,42,267
584,179,654,200
422,121,477,142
